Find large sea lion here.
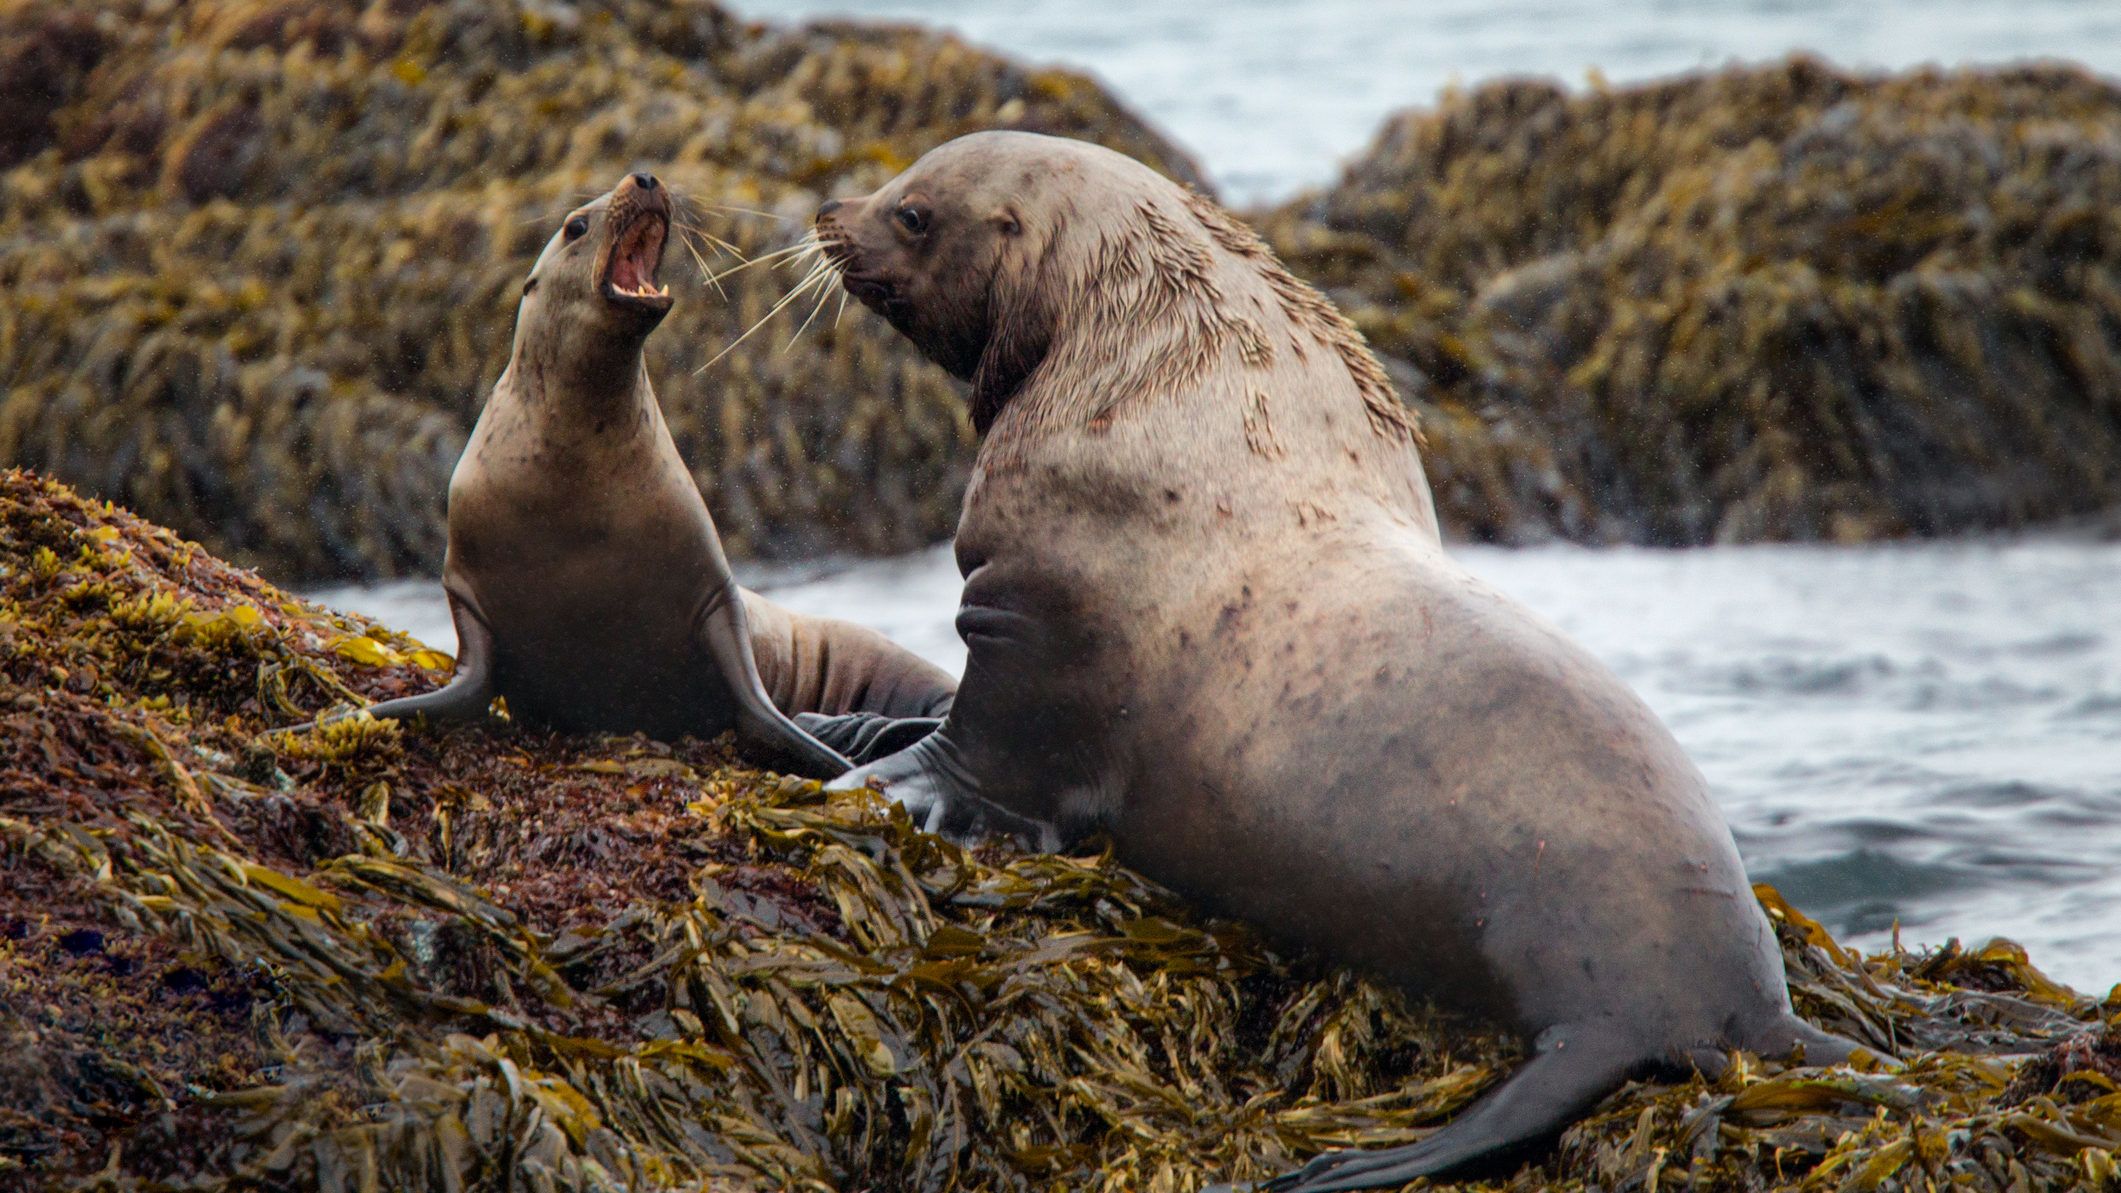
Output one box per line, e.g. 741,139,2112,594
359,171,954,777
811,133,1862,1190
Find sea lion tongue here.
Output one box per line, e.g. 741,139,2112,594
607,216,665,296
600,173,673,311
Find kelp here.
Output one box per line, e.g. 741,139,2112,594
14,16,2121,588
3,471,2117,1191
0,0,1201,584
1262,57,2121,545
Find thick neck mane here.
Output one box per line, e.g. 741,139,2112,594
996,179,1422,450
1173,189,1422,446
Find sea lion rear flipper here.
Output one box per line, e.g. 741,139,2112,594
1753,1012,1878,1068
361,589,498,726
738,589,957,720
1250,1024,1642,1193
697,583,852,779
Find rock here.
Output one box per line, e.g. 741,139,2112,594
0,0,1202,583
1260,57,2121,545
1,467,2116,1190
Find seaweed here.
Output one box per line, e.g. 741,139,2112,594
2,469,2116,1191
1261,58,2121,545
16,13,2120,587
0,0,1202,584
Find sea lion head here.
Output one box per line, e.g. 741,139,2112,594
816,132,1166,428
818,132,1423,450
514,171,674,371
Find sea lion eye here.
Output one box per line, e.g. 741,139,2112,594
895,204,929,235
563,216,589,242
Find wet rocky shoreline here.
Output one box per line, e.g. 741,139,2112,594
7,4,2120,583
6,1,2121,1188
2,466,2117,1191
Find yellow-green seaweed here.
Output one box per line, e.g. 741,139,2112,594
2,470,2117,1192
1261,57,2121,545
0,0,1202,584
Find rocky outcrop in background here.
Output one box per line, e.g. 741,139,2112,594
5,8,2121,582
1265,59,2121,544
0,0,1200,582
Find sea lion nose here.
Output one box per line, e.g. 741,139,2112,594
816,197,842,220
631,172,658,191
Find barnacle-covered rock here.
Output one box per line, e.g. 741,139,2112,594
4,471,2117,1189
1263,58,2121,544
0,0,1202,583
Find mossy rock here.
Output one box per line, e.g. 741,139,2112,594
11,18,2121,580
0,0,1202,585
1261,57,2121,545
2,467,2117,1189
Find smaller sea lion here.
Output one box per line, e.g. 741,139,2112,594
360,172,953,776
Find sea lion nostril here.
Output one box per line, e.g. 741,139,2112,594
816,198,842,219
632,172,657,190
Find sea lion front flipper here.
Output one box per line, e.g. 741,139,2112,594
361,589,499,726
696,583,852,779
825,730,1056,847
795,712,944,766
1249,1024,1642,1193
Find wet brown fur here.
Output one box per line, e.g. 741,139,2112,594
370,174,952,755
819,132,1853,1190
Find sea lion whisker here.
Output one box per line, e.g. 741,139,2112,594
782,270,838,353
676,193,786,224
696,259,838,372
672,220,746,271
701,203,786,221
739,239,814,261
674,228,727,300
674,220,748,261
774,233,825,271
703,240,816,284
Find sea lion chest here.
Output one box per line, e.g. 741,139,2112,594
443,389,732,736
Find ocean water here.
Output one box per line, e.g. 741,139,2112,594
731,0,2121,204
322,0,2121,991
320,535,2121,992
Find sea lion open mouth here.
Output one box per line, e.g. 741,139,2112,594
599,207,672,314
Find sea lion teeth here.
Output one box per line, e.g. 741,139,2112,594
810,130,1867,1191
353,169,953,777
